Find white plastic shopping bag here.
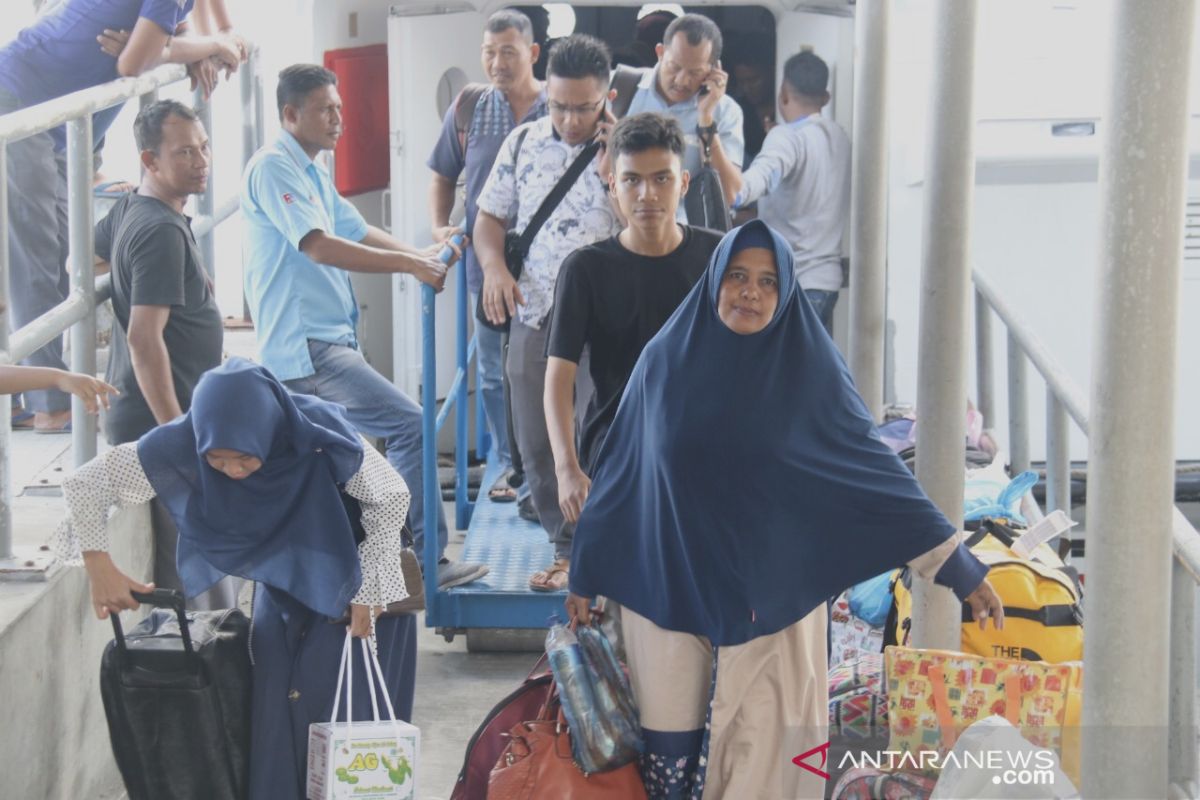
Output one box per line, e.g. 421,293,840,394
306,632,420,800
930,716,1078,800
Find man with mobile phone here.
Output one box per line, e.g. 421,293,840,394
622,13,745,217
473,34,622,592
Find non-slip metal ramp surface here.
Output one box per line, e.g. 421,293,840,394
435,459,565,632
421,275,566,639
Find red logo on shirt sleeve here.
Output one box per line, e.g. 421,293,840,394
282,192,295,205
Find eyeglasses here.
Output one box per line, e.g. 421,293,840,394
548,98,605,117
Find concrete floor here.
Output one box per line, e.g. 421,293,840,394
407,514,542,800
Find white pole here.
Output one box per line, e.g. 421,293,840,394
1082,1,1195,796
911,0,981,650
847,0,891,419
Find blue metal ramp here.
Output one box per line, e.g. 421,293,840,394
420,278,565,641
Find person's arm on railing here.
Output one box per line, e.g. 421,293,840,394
126,305,184,425
360,225,462,260
298,231,452,291
429,173,460,244
99,18,242,79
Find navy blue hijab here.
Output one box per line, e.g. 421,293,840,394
569,220,962,646
138,358,365,618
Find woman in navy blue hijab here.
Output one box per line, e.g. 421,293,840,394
55,359,418,799
566,221,1003,799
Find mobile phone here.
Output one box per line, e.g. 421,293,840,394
699,84,710,96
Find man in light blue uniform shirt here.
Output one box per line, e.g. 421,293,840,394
242,64,487,589
625,13,744,221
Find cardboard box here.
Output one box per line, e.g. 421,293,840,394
307,720,420,800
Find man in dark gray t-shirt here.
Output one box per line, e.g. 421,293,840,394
94,99,228,610
95,101,223,446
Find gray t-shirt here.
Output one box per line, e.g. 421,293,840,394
95,193,223,444
734,114,851,292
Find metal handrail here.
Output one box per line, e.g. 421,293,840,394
973,265,1200,794
420,266,486,627
0,65,189,143
0,52,264,567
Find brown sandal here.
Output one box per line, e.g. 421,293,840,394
528,560,569,592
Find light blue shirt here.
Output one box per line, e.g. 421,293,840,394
626,65,745,221
241,131,369,381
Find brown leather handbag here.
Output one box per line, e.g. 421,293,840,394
487,686,647,800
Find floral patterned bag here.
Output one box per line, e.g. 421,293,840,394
884,645,1081,774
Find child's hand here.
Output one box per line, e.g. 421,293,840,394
55,372,118,414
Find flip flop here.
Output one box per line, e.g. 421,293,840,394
529,560,569,592
34,421,71,435
11,408,35,430
488,468,518,503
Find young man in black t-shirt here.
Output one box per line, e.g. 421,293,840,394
540,113,722,591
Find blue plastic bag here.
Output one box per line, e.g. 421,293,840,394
847,570,895,627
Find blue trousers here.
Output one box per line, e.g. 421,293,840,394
804,289,838,337
471,294,511,470
248,586,417,800
0,88,70,413
283,340,448,558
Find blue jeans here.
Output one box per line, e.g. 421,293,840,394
804,289,838,336
472,295,511,469
0,88,70,413
283,340,448,558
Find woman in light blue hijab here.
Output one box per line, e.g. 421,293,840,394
567,221,1003,799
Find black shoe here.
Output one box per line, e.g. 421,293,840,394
518,494,539,523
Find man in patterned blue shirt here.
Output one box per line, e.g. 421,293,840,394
242,64,487,589
427,9,547,504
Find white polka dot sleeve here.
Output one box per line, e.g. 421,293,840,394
342,445,412,608
51,443,158,564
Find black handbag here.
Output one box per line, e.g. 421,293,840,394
476,138,603,332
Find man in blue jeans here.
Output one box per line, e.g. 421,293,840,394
427,9,547,504
242,63,487,589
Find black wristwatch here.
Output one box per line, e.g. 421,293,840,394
696,122,718,138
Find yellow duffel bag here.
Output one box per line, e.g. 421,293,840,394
890,519,1083,663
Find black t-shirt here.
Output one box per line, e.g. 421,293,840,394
547,225,721,473
95,193,224,445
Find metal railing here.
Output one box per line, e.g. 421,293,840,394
973,267,1200,796
420,270,488,624
0,53,264,572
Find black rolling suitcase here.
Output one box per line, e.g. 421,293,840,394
100,588,251,800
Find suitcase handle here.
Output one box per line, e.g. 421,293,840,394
110,588,196,659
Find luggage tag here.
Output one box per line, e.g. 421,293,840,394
1011,509,1077,559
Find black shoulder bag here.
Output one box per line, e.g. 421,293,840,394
476,137,603,332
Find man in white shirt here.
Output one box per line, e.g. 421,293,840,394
729,51,851,334
474,33,622,591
